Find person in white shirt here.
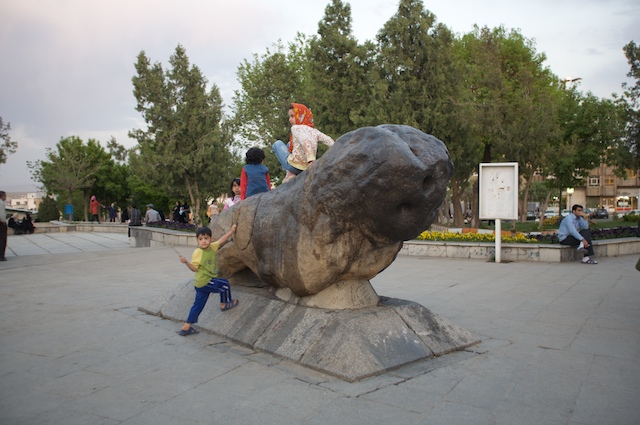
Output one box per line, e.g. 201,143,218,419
145,204,162,223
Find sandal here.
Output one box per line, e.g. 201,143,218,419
582,259,598,264
221,299,239,311
178,327,199,336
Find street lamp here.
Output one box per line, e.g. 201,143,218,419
567,187,574,210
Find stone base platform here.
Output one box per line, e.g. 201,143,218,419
400,237,640,262
139,276,479,382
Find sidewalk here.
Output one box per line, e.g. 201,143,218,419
1,233,639,424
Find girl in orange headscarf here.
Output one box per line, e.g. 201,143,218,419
272,103,334,183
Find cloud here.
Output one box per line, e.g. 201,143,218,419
1,0,638,189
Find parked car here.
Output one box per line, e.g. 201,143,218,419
526,211,537,221
625,209,640,216
561,209,571,217
544,210,557,219
590,208,609,219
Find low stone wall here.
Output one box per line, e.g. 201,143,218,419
31,221,128,234
399,237,640,262
30,222,640,262
127,227,639,262
128,226,196,248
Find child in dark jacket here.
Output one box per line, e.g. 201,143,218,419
240,147,271,199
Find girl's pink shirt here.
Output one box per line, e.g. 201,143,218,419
288,125,334,170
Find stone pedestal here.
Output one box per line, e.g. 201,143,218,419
140,275,479,382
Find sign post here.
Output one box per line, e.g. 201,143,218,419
479,163,519,263
64,204,74,221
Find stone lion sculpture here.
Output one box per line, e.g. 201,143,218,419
211,124,453,309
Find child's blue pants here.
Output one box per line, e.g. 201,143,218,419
186,278,232,324
272,140,303,174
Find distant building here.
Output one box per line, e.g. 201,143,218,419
6,190,44,212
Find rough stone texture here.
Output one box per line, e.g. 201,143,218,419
210,124,453,305
138,124,471,381
139,284,479,382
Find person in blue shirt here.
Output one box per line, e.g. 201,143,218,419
240,147,271,199
558,204,597,264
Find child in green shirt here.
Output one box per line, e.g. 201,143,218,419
178,225,238,336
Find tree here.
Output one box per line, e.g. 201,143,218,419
307,0,371,138
37,195,61,222
28,136,103,219
459,26,562,225
28,136,125,220
0,117,18,165
130,45,233,225
232,38,310,182
611,41,640,171
367,0,475,226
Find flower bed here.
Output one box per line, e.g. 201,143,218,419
417,231,536,244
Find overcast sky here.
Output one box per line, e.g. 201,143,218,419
1,0,638,191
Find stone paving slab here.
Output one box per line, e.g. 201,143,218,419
5,232,130,257
1,235,639,424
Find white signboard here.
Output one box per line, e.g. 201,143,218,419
479,162,518,220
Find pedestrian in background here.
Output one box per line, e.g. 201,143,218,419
90,195,104,222
0,191,7,261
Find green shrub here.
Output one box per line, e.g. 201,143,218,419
38,196,61,222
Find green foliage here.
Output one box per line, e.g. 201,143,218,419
231,38,310,182
37,195,61,222
367,0,477,224
0,116,17,165
130,45,233,225
307,0,370,138
623,213,640,222
552,89,624,186
609,41,640,172
459,26,563,223
30,136,132,219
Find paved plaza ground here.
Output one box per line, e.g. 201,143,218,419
0,232,639,424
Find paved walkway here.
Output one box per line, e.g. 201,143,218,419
1,233,639,424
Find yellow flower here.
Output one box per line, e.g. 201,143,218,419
416,230,536,243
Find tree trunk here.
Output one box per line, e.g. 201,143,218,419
450,177,465,227
83,192,89,221
469,182,479,228
472,177,480,228
519,170,534,222
436,199,445,225
537,190,552,230
185,175,203,227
